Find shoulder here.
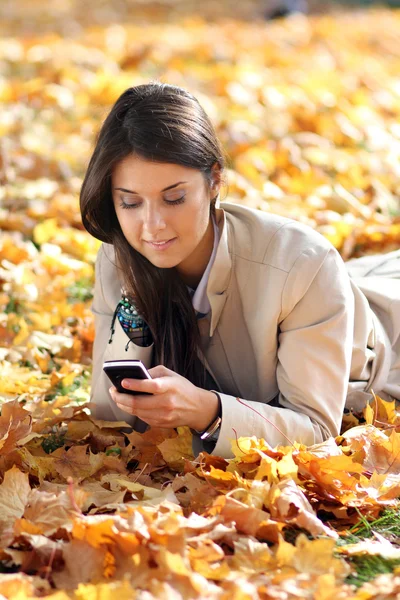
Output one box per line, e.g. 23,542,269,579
94,242,123,309
221,201,333,272
95,242,117,275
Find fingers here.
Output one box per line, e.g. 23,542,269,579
110,388,155,410
110,388,176,426
120,377,162,394
121,365,174,393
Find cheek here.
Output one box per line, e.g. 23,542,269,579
117,214,140,244
186,198,209,228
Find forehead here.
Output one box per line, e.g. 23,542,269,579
111,155,203,190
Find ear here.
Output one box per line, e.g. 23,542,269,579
210,162,222,197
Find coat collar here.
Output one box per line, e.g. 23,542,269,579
206,204,233,337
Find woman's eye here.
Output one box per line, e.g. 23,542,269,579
118,196,185,209
165,196,185,205
119,200,139,210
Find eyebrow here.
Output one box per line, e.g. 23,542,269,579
113,181,188,194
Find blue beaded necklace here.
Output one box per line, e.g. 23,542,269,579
108,294,150,350
117,296,144,334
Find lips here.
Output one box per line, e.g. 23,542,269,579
145,237,177,250
146,239,172,244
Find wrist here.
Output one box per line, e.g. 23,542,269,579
192,389,220,432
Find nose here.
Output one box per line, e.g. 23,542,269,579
142,203,167,236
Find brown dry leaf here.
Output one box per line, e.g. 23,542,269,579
0,465,31,524
13,446,60,484
30,403,91,434
70,481,127,512
122,427,172,468
267,479,338,539
171,471,220,513
51,539,107,590
206,494,283,541
65,419,97,442
4,534,64,576
0,400,32,455
21,486,87,535
51,444,105,483
99,473,173,503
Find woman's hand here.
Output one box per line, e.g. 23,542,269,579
108,365,219,431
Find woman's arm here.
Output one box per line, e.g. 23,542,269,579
194,247,355,459
90,245,154,428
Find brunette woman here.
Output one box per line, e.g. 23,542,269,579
80,82,400,458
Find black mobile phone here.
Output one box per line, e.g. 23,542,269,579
103,359,153,395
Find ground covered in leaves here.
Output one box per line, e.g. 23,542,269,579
1,2,400,598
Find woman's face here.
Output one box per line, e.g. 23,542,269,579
111,155,219,284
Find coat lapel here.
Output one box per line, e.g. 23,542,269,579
207,207,233,337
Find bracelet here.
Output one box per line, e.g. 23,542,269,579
191,393,222,441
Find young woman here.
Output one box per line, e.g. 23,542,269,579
80,82,400,459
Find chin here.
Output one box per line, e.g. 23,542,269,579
146,255,180,269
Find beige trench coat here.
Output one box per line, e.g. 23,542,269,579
90,201,400,459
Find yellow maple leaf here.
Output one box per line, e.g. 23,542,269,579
364,401,375,425
157,426,194,470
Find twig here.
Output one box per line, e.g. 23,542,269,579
235,397,296,448
372,420,398,430
43,545,57,582
67,477,83,515
371,388,378,427
232,427,249,455
225,487,250,501
132,462,150,484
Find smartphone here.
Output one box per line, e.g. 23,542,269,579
103,359,153,395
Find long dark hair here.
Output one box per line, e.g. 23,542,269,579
80,82,226,388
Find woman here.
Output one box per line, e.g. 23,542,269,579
80,82,400,459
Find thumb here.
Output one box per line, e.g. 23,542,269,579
147,365,175,379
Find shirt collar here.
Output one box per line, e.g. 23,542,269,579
187,213,220,315
188,203,233,337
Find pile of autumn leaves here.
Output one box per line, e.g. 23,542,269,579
0,392,400,599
